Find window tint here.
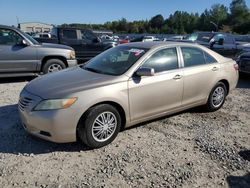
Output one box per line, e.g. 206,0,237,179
181,47,206,67
204,52,217,64
0,29,23,45
81,30,96,41
62,30,77,39
214,34,225,42
142,48,178,73
224,35,234,44
51,28,58,38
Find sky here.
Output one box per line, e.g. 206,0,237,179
0,0,250,26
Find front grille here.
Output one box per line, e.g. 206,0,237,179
18,97,33,111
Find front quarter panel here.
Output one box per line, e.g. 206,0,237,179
70,79,130,130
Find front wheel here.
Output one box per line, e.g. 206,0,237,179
77,104,121,148
42,59,66,74
205,82,227,112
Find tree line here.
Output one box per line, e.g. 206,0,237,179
61,0,250,34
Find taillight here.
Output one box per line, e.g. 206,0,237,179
234,64,239,71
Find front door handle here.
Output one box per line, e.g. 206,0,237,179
212,67,219,71
173,74,183,80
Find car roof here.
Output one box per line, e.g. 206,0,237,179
120,41,200,49
0,25,17,30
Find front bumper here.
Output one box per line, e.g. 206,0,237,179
18,90,78,143
67,59,78,67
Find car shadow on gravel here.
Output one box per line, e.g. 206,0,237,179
0,76,36,84
0,104,89,155
226,150,250,188
227,173,250,188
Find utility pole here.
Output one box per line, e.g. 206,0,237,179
210,21,218,32
16,16,20,27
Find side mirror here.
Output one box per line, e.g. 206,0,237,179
18,39,29,46
135,67,155,77
93,37,101,43
218,38,224,45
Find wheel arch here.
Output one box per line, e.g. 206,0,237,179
76,101,127,140
218,79,230,95
41,56,68,71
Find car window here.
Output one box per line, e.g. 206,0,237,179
204,52,217,64
81,30,96,41
181,47,206,67
213,34,225,43
142,48,178,73
224,35,234,44
62,29,77,39
0,29,23,45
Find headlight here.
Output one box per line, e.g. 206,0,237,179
70,50,76,59
34,98,77,111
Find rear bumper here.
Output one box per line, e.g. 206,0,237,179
238,57,250,74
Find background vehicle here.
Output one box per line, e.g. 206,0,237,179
19,42,238,148
33,33,52,38
34,27,117,62
237,52,250,75
0,25,77,77
184,32,250,59
142,36,157,42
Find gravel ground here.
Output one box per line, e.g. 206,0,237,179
0,76,249,188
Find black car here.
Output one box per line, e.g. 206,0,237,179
34,27,117,62
237,52,250,74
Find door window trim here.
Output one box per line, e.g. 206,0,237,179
178,46,218,69
135,46,181,76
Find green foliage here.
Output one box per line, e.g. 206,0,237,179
59,0,250,34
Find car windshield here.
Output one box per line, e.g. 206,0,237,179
83,46,148,76
187,33,214,42
22,32,40,45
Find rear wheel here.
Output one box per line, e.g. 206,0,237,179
77,104,121,148
42,59,66,74
205,82,227,112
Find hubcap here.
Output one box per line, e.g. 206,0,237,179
91,112,117,142
48,64,63,73
212,86,225,108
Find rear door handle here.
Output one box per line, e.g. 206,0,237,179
212,67,219,71
173,74,183,80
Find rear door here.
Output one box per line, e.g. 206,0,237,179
180,47,220,106
59,29,83,59
81,29,104,58
0,28,38,73
128,47,184,122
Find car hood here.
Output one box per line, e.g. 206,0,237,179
25,66,127,99
39,43,73,50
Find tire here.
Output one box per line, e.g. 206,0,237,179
42,59,66,74
205,82,227,112
77,104,121,148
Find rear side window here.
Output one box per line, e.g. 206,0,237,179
142,48,178,73
204,52,217,64
181,47,206,67
62,30,77,39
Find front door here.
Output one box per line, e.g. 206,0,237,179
0,28,38,73
81,29,104,58
128,47,184,122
